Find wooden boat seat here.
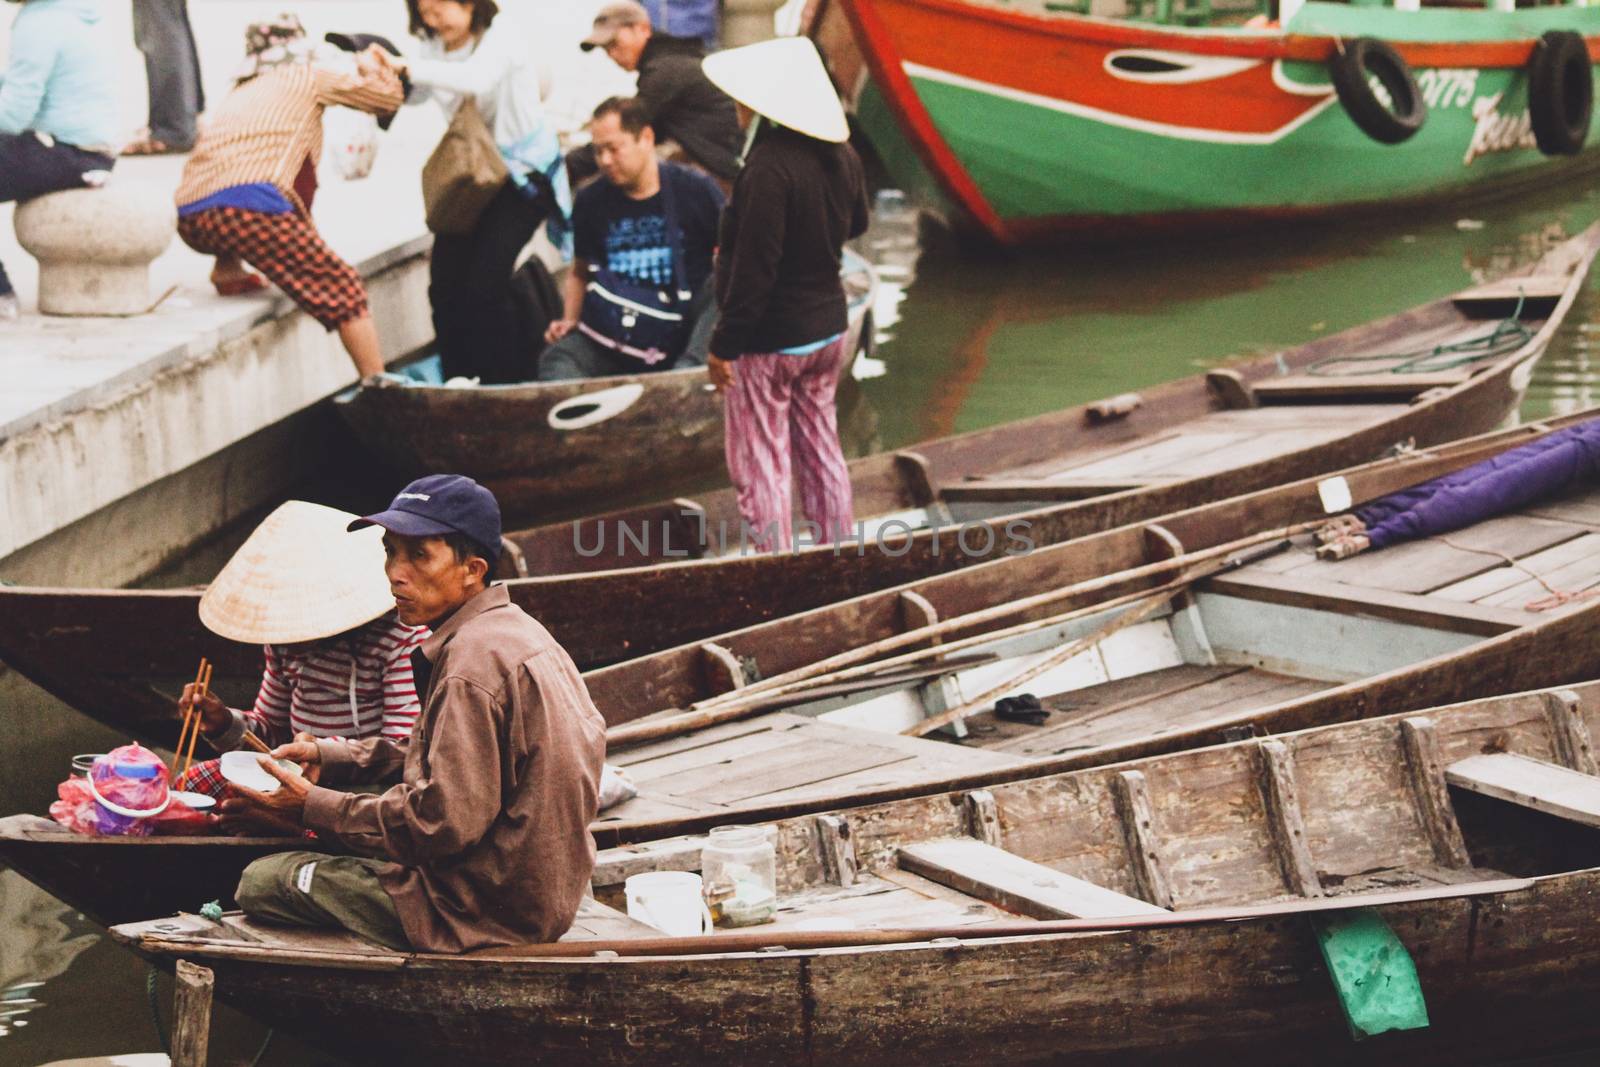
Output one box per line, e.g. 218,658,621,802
897,837,1167,919
1452,275,1568,317
940,477,1169,504
1250,372,1471,403
1445,752,1600,828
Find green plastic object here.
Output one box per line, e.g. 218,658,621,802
1311,908,1430,1040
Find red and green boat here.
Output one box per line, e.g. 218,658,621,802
806,0,1600,243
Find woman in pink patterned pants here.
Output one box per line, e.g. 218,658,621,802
702,39,869,553
721,334,855,551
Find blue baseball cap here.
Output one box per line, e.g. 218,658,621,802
349,475,501,563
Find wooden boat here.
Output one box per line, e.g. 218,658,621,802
331,252,877,523
13,413,1600,929
4,227,1596,746
807,0,1600,244
111,683,1600,1065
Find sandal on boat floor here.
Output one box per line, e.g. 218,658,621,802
994,693,1049,725
1316,534,1371,562
211,273,269,296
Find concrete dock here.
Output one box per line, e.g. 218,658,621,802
0,0,634,586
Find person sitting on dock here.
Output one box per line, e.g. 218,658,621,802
171,29,404,378
578,1,741,192
538,96,725,381
228,475,608,953
175,501,429,817
0,0,120,322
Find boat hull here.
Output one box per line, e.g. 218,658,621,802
817,0,1600,243
332,257,875,523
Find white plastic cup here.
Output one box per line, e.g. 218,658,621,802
625,871,713,937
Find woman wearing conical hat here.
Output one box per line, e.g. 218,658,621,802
175,501,429,812
702,37,870,553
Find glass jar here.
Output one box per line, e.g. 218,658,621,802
700,825,776,927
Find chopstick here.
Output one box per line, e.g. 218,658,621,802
173,658,211,789
239,730,274,755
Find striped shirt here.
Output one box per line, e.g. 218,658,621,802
174,64,403,213
211,613,430,749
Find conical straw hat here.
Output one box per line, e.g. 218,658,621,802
703,37,849,144
199,501,393,645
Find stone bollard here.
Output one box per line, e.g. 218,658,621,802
14,183,175,316
722,0,784,48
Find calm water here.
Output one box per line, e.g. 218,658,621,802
8,180,1600,1064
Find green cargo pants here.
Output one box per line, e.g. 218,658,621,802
236,851,411,952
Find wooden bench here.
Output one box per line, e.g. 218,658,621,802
897,837,1168,920
1249,372,1470,403
1445,752,1600,828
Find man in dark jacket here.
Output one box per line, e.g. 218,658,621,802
581,0,742,188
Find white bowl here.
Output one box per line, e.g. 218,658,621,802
218,751,304,794
170,790,216,811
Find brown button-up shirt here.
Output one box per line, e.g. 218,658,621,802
302,585,606,953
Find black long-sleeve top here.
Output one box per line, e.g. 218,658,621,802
709,126,869,361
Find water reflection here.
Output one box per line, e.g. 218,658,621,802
0,870,97,1039
7,174,1600,1064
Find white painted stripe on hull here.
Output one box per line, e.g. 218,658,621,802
902,59,1340,146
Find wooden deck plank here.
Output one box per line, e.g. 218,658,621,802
1154,430,1344,479
615,724,801,784
1446,752,1600,828
652,735,918,805
1207,572,1538,635
975,667,1327,758
1474,541,1600,610
1047,432,1250,481
1272,516,1586,595
1251,372,1469,401
1430,534,1600,605
898,837,1168,919
961,664,1245,751
1525,489,1600,528
561,898,664,941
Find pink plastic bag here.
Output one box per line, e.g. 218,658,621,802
50,743,172,836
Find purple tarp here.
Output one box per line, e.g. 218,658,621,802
1355,417,1600,549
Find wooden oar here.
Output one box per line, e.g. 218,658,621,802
904,537,1291,737
606,530,1302,751
463,878,1533,960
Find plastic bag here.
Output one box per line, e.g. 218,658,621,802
326,107,379,181
599,762,637,812
49,743,171,836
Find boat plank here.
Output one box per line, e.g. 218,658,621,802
1275,516,1586,595
1043,432,1249,481
562,898,664,941
1000,669,1328,758
1525,489,1600,527
1431,533,1600,604
1446,752,1600,828
1204,571,1535,635
961,663,1245,752
653,736,919,805
898,837,1167,919
1474,539,1600,609
616,723,804,784
1251,372,1470,401
1156,429,1357,479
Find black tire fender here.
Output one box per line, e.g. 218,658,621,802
1529,30,1593,156
1328,37,1427,146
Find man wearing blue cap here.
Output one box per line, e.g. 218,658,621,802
228,474,608,953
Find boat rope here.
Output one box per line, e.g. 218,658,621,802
1431,532,1600,613
145,962,276,1066
1305,294,1530,376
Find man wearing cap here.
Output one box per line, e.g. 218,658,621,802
581,1,741,190
229,475,608,953
172,33,405,378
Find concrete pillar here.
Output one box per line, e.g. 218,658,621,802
722,0,784,47
13,183,175,317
